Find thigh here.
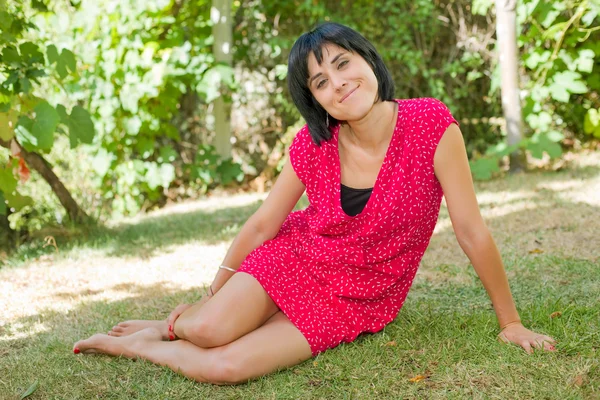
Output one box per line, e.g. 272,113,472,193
219,310,313,383
176,272,280,345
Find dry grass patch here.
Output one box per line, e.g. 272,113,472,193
0,151,599,399
421,150,600,285
1,152,598,330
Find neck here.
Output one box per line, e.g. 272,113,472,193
344,100,396,149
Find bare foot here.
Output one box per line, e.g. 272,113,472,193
74,327,162,358
108,320,169,340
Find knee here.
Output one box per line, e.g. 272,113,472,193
184,318,225,348
205,349,248,385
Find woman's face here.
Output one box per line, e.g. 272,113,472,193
306,43,379,122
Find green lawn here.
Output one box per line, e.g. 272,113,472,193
1,152,599,399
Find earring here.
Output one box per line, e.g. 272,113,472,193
326,113,329,127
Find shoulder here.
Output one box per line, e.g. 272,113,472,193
401,97,455,122
290,124,313,147
401,97,459,133
289,124,320,158
288,124,321,185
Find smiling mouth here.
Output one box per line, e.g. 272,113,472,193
340,85,359,103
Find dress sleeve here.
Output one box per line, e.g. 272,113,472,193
288,125,318,187
411,98,460,171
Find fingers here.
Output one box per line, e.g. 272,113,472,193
166,304,187,326
497,332,510,344
530,335,556,351
166,303,193,341
520,341,533,354
531,336,557,352
166,305,184,335
542,335,557,345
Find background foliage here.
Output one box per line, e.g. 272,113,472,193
0,0,598,248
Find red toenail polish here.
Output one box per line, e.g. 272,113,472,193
169,334,175,341
74,348,80,354
168,325,172,331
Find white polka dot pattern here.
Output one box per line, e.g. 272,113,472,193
237,98,459,356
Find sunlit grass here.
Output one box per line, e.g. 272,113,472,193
1,151,599,399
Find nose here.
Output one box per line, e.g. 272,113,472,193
330,74,347,91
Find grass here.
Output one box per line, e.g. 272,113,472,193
1,151,599,399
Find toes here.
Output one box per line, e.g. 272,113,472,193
73,334,107,355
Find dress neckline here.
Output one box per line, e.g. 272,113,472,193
334,99,402,219
341,183,373,192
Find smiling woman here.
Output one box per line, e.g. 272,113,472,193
287,23,395,145
73,22,557,385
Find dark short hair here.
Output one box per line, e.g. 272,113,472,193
287,22,395,145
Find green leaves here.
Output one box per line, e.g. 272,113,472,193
0,109,18,141
471,127,565,180
573,49,595,74
46,44,59,64
1,45,21,65
526,131,564,160
548,71,588,102
471,0,494,16
584,108,600,138
15,101,58,151
145,162,175,190
19,42,44,64
46,45,77,79
4,190,34,212
11,102,95,151
67,106,95,147
0,165,18,194
56,104,95,147
469,158,500,181
0,191,6,215
0,164,32,214
197,64,235,103
32,101,59,147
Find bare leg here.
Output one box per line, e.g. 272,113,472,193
173,272,280,348
107,271,273,346
74,311,313,385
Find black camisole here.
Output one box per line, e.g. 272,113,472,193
340,183,373,217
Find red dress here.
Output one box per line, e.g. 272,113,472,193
237,98,459,356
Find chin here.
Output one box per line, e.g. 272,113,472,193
344,101,376,120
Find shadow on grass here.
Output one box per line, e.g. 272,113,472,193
2,158,598,267
4,195,311,265
2,261,599,399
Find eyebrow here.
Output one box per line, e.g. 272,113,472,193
308,52,347,86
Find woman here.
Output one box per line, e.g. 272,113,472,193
73,22,556,385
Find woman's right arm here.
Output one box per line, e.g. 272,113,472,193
209,160,306,293
166,153,308,330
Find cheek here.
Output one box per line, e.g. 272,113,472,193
311,90,333,109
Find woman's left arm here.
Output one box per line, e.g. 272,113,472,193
433,123,556,354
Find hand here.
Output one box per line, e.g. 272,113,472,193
166,295,212,339
497,322,557,354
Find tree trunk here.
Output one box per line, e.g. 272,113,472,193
495,0,527,171
0,211,14,250
211,0,233,159
0,138,89,223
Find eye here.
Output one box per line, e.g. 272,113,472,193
316,79,327,89
338,60,348,68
